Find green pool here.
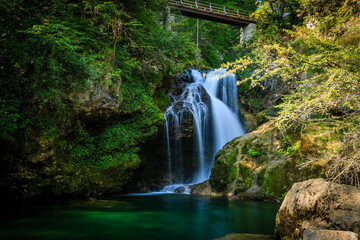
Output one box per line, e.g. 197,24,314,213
0,194,280,240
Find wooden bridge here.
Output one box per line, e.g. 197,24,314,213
168,0,258,27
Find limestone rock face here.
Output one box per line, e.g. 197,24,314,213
69,82,122,118
241,23,256,42
275,178,360,239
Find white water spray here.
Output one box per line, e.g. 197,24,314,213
162,69,245,192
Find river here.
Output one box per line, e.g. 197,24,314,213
0,194,279,240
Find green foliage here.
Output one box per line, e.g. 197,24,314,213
230,0,360,187
253,0,301,27
171,15,241,68
0,0,198,141
241,138,263,158
247,148,262,157
0,0,202,196
0,100,20,141
297,0,347,17
230,2,360,133
65,89,163,170
277,145,298,155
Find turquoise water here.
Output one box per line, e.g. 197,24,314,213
0,194,280,240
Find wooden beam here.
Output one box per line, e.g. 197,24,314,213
175,6,255,27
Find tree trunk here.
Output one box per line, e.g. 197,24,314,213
268,0,286,18
268,0,275,13
278,0,286,18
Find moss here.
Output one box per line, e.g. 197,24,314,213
257,167,267,186
209,162,227,192
215,148,238,165
228,137,240,149
226,149,238,165
280,131,301,151
261,161,297,200
228,165,238,182
238,163,253,190
256,109,270,125
214,149,225,159
241,138,255,154
5,87,163,197
210,149,239,192
303,161,327,179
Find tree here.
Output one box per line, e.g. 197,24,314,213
268,0,286,18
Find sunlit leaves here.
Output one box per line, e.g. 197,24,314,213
228,1,360,133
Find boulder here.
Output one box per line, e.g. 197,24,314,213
275,178,360,239
191,120,337,201
198,121,309,200
303,229,358,240
190,180,222,197
174,186,186,193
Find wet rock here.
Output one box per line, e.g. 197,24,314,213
190,181,222,197
303,229,358,240
275,178,360,239
174,186,186,193
166,68,211,140
174,68,194,84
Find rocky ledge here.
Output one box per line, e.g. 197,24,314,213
275,178,360,239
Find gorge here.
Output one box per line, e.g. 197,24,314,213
1,0,360,239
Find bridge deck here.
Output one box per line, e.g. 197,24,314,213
168,0,257,27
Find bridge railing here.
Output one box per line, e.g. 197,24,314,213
168,0,260,22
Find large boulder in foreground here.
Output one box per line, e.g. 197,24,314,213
275,178,360,239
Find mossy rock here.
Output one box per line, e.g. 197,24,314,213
236,163,253,192
256,167,267,186
302,160,327,179
256,107,276,126
204,121,336,201
260,160,299,199
256,109,270,125
210,149,239,192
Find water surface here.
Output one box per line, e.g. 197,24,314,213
0,194,279,240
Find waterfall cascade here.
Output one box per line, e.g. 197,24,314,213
162,69,245,192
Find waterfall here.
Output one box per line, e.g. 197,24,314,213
163,69,245,192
